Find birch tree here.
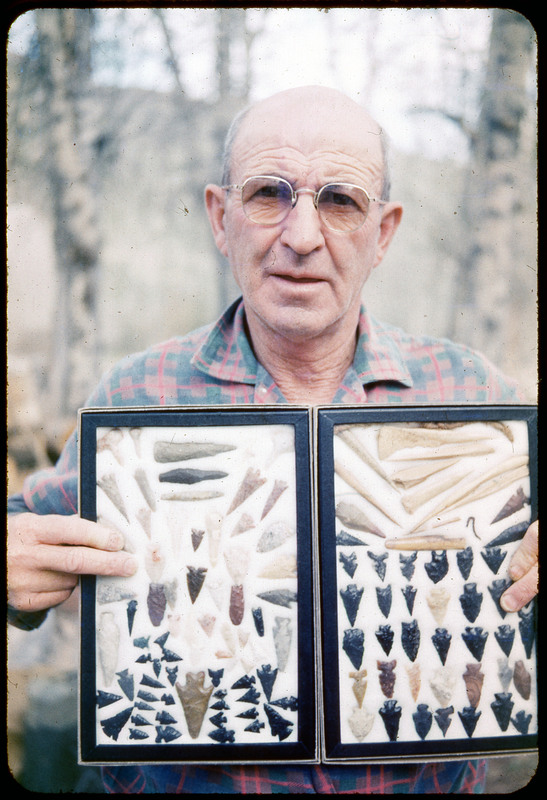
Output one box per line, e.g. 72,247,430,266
449,9,536,383
34,9,102,418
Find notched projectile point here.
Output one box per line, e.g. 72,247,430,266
424,551,449,583
491,692,514,731
399,551,417,581
100,707,132,741
340,583,364,627
116,669,134,701
349,669,367,708
348,706,375,741
494,625,515,657
511,710,532,735
488,578,513,619
456,547,474,580
257,664,278,701
375,625,394,656
434,705,454,737
339,551,358,578
379,699,402,742
257,589,297,608
461,626,488,661
413,704,433,740
459,583,483,623
401,620,420,662
481,547,507,575
376,585,392,618
96,690,122,708
402,585,417,614
336,530,367,547
368,550,388,581
186,566,207,604
458,706,481,738
264,703,294,741
377,659,397,698
342,628,365,670
155,725,182,743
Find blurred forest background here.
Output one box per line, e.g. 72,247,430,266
6,7,538,792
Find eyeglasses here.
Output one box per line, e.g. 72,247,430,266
222,175,384,233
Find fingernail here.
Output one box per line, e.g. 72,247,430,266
500,593,518,613
122,556,138,576
107,531,125,550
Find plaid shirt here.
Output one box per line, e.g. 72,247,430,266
9,298,519,791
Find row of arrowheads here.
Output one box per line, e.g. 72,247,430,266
94,426,300,746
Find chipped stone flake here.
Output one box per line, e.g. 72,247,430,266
227,467,267,515
176,672,213,739
348,706,375,741
98,611,120,686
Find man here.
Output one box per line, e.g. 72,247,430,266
8,86,537,793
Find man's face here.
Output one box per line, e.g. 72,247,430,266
206,88,402,347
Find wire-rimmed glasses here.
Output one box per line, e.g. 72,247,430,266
222,175,384,233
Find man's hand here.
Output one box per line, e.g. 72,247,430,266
7,513,137,613
501,520,538,612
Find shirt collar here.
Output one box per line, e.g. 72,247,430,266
192,298,413,391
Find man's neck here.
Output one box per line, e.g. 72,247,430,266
246,312,359,405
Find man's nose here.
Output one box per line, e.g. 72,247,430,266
279,193,325,254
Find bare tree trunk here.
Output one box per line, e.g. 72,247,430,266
34,9,102,420
449,10,536,377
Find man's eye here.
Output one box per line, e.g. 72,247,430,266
323,190,355,207
256,184,282,199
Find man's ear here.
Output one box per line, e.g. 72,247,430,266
205,184,228,257
373,202,403,269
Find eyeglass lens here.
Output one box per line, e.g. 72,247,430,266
240,177,370,232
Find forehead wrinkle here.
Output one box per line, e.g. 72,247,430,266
231,140,383,192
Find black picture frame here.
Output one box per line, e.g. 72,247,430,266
316,404,537,762
78,405,317,765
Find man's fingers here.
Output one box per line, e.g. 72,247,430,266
508,520,538,582
500,521,538,613
501,562,538,612
21,513,127,551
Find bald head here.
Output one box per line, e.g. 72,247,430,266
221,86,391,199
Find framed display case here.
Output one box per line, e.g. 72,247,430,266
78,406,317,764
79,403,537,765
316,405,537,762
